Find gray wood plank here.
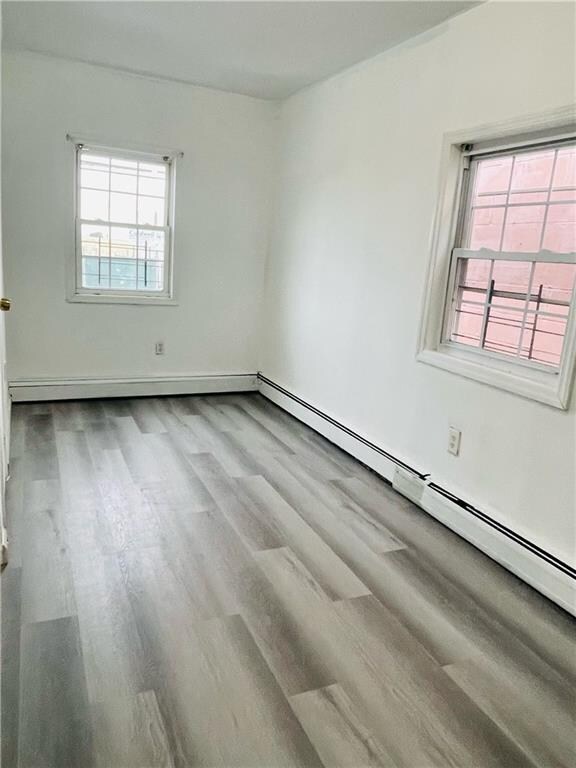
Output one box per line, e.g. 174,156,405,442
91,690,175,768
20,479,76,623
19,616,94,768
290,683,398,767
1,566,22,768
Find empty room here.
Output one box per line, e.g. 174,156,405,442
0,0,575,766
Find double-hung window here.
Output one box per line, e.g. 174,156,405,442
72,143,175,303
419,117,576,409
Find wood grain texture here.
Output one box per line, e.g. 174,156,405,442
2,393,575,767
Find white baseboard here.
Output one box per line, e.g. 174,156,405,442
258,379,419,484
258,375,576,617
420,485,575,616
9,373,259,402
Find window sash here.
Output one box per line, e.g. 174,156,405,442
443,249,575,370
76,219,170,296
75,145,173,298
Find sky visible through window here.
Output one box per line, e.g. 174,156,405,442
450,144,576,368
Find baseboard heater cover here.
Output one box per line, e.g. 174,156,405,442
257,372,575,616
9,373,259,402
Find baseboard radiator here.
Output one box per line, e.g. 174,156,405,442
258,373,575,617
9,373,259,402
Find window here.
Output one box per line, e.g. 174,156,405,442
447,142,575,369
418,112,576,409
72,143,175,302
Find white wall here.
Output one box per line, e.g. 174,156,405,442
261,1,576,564
3,51,276,381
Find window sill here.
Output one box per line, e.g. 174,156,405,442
417,345,572,410
67,292,178,307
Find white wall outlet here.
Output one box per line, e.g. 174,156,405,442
448,426,461,456
155,341,165,355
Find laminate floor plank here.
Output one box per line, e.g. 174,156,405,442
3,394,575,768
71,549,152,704
1,566,22,768
91,690,175,768
290,683,399,768
24,412,59,480
128,398,169,435
19,616,94,768
190,452,285,552
20,478,76,624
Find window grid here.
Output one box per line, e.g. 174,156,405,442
447,141,576,369
77,148,171,295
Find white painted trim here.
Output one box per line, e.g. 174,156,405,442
258,377,575,617
259,379,403,483
9,373,258,402
417,105,576,410
420,486,575,616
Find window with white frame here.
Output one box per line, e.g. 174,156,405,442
419,119,576,409
446,140,575,368
73,144,174,301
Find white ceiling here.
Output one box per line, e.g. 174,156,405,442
3,1,479,100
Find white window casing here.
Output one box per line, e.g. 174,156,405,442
418,106,576,409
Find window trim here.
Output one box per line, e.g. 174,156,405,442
417,106,576,409
67,137,180,305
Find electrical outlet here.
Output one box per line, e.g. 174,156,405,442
447,427,461,456
155,341,165,355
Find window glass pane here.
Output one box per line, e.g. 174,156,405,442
542,203,576,253
451,301,483,347
459,258,491,290
501,205,545,252
468,207,505,250
532,262,576,303
81,169,108,191
110,259,137,290
80,224,110,258
484,305,523,356
111,170,137,194
138,196,165,226
552,147,576,189
139,174,166,198
81,188,108,221
474,156,512,197
110,192,137,224
520,312,568,367
510,150,554,192
491,259,532,295
138,229,165,260
110,226,138,261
